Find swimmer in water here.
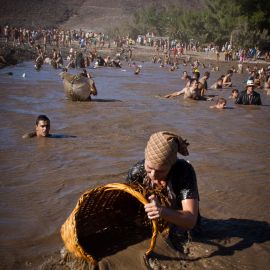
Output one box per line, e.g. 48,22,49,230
229,89,239,100
22,115,51,138
209,97,227,109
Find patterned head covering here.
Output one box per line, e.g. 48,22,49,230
145,131,189,169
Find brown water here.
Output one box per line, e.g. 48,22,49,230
0,60,269,270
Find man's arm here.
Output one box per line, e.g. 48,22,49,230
163,89,183,98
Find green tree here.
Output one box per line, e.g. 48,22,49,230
122,0,270,49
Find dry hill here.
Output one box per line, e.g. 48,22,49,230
0,0,202,32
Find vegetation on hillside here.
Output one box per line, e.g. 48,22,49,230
120,0,270,49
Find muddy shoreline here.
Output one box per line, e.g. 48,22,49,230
1,41,269,69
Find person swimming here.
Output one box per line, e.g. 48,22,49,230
22,115,51,139
209,97,227,109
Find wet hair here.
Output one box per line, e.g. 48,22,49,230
216,97,227,105
36,115,50,125
190,78,198,86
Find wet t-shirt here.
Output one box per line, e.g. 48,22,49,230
125,159,199,207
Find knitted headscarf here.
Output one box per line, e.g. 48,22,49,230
145,131,189,169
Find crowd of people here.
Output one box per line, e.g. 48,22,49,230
1,24,269,220
3,21,267,267
0,24,122,70
1,23,268,114
156,55,269,108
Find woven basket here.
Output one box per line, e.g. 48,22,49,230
60,72,97,101
60,183,168,265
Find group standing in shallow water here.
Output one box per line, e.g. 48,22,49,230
159,58,266,108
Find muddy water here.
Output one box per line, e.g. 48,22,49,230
0,60,269,270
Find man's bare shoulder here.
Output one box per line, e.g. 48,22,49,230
22,132,37,139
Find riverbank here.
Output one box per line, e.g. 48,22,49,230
1,40,270,70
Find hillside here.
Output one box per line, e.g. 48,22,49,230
0,0,202,32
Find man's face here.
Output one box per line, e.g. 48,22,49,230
36,120,50,137
144,160,170,188
232,92,239,98
247,86,254,94
190,81,198,89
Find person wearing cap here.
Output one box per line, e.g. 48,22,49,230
22,115,51,138
126,131,200,241
235,80,262,105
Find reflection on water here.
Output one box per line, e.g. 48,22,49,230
0,60,270,269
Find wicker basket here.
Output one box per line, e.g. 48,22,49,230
60,183,168,265
60,72,97,101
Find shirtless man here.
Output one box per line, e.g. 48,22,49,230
198,71,210,96
222,69,233,87
22,115,51,139
163,79,192,99
164,79,212,100
210,76,224,89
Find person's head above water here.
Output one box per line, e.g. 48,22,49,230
144,131,189,184
215,97,227,109
35,114,50,137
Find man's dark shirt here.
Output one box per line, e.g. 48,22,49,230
235,90,262,105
